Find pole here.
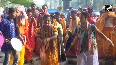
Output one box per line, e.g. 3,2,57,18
50,0,51,9
86,0,87,6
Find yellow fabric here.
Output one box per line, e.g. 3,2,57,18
10,19,28,65
41,39,59,65
41,23,59,65
96,12,116,58
10,46,25,65
10,52,13,65
19,19,29,35
60,18,67,35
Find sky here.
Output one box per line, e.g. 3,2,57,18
33,0,45,7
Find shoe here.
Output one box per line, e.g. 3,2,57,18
24,60,29,64
30,59,34,64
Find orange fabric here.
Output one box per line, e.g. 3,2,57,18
69,17,80,34
41,39,59,65
35,28,41,55
40,24,59,65
19,19,28,35
96,12,116,58
60,18,67,35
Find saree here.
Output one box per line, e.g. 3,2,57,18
39,24,59,65
96,12,116,58
35,13,44,56
60,18,66,36
24,19,35,62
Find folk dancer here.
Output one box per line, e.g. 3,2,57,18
69,11,114,65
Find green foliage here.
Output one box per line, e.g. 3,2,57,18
11,0,34,7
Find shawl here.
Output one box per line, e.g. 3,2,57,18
77,22,94,55
16,6,28,25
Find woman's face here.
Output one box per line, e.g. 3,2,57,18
42,6,48,12
61,14,65,18
44,17,51,26
16,10,21,17
55,15,60,22
27,12,32,17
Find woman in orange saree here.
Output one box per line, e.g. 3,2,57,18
37,15,59,65
24,9,36,64
96,11,116,58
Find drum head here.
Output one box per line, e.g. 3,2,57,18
11,38,22,51
0,34,4,48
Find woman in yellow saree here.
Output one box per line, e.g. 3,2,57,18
37,14,59,65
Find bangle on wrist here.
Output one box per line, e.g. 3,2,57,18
5,39,8,41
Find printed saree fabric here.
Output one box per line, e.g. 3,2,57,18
38,24,59,65
24,18,35,62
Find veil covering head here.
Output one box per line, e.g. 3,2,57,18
16,5,28,25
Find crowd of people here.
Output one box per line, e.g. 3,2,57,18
0,3,116,65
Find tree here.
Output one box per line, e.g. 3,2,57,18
10,0,34,7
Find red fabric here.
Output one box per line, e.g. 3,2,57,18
42,11,47,15
87,22,94,55
76,11,81,15
88,15,95,25
25,20,35,62
35,36,40,55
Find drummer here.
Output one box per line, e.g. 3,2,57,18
0,8,20,65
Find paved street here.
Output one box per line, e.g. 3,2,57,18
1,52,116,65
0,52,77,65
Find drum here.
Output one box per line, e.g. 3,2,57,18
11,38,22,51
0,34,4,48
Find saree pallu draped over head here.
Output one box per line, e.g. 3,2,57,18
16,6,28,26
96,12,116,31
77,22,94,55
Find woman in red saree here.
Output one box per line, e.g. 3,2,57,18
24,9,36,64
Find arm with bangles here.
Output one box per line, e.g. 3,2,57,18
95,27,114,46
45,31,58,43
37,30,58,43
